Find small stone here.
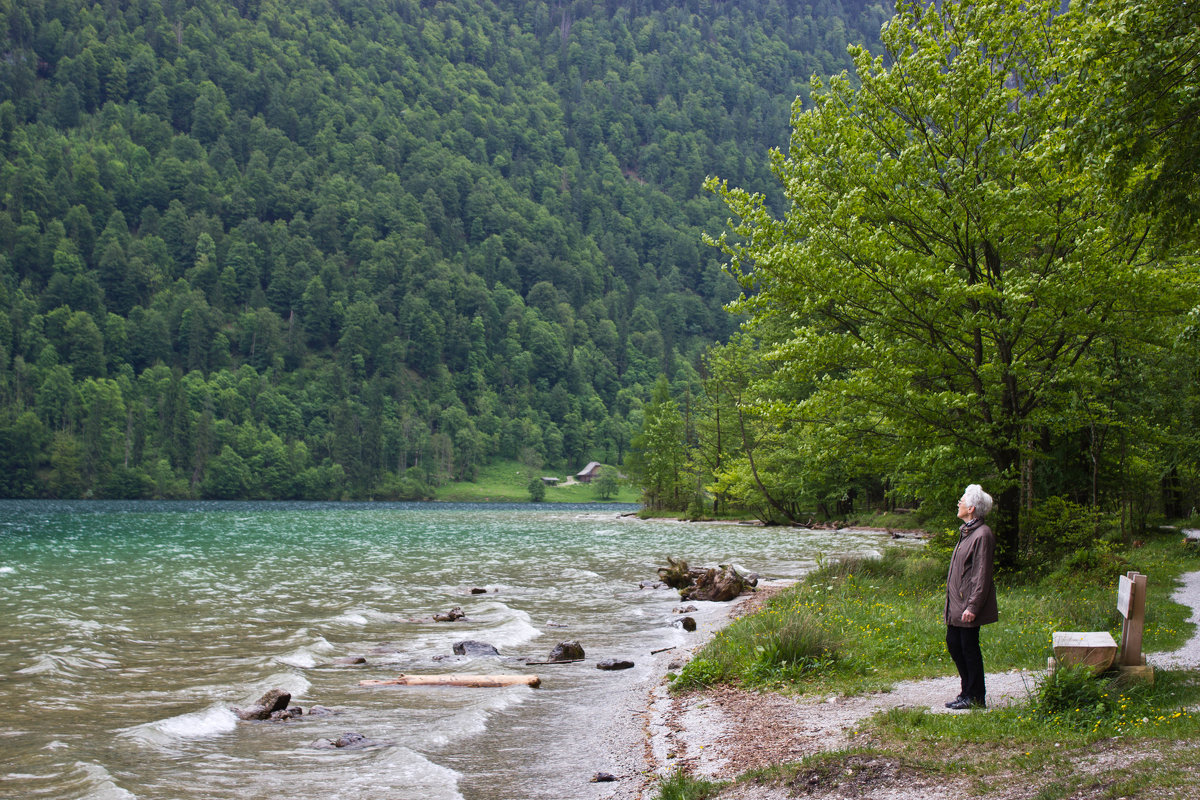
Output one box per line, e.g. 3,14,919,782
469,587,488,594
433,607,465,622
453,640,500,657
674,605,698,614
596,659,634,671
333,656,367,666
591,772,619,782
307,705,336,716
311,731,387,750
676,616,697,632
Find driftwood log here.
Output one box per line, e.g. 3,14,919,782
359,674,541,688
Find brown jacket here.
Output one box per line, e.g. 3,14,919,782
944,519,998,627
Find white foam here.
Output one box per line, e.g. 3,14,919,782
246,673,311,700
122,704,238,747
333,612,369,625
485,608,542,649
421,686,535,746
0,566,14,574
77,761,137,799
15,655,60,675
276,649,318,668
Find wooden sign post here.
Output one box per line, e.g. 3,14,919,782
1116,571,1154,685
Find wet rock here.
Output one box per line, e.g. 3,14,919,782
453,640,500,657
369,644,402,655
469,587,488,594
591,772,619,782
680,566,750,602
596,659,634,671
433,606,465,622
311,731,388,750
676,616,697,632
234,689,291,721
269,707,304,721
332,656,367,666
639,581,665,590
307,705,336,717
547,641,585,662
656,557,694,590
674,605,698,614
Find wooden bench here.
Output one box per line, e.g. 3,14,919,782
1049,571,1153,684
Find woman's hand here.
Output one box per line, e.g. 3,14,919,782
961,609,976,623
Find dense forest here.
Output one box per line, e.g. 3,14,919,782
0,0,890,499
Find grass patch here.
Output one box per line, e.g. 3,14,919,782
433,459,641,503
652,768,725,800
671,529,1199,695
866,670,1200,797
673,589,838,691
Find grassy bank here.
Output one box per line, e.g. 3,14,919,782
660,527,1200,799
432,459,641,503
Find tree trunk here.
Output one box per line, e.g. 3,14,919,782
359,674,541,688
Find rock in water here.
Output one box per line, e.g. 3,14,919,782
547,641,585,661
311,731,387,750
433,606,465,622
234,689,291,721
596,659,634,671
676,616,697,632
453,640,500,657
680,566,748,602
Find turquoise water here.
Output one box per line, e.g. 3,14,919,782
0,501,897,800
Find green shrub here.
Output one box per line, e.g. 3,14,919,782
670,601,838,690
1020,497,1107,572
654,768,724,800
1034,664,1110,720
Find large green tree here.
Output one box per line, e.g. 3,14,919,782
706,0,1198,558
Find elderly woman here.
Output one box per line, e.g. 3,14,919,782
944,484,998,710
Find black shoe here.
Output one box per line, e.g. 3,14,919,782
945,695,966,708
946,697,973,710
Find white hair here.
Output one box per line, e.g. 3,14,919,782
961,484,993,519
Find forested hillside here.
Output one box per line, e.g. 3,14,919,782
0,0,888,499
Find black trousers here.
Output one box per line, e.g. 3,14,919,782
946,624,985,702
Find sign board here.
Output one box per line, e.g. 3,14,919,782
1117,574,1133,618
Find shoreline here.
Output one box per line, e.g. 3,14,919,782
589,581,796,800
594,570,1200,800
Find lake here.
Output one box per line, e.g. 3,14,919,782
0,501,898,800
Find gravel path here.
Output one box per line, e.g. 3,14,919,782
1147,569,1200,669
597,570,1200,800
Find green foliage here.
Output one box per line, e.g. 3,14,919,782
592,465,620,500
625,375,691,510
0,1,887,499
1019,496,1131,579
672,590,839,691
1033,664,1111,725
653,768,725,800
527,476,546,502
698,0,1200,551
675,533,1195,697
